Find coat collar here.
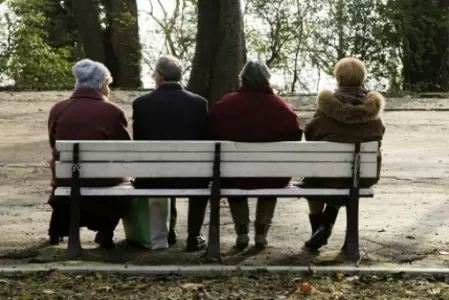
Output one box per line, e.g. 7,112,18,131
316,90,385,124
157,82,184,91
71,88,108,101
238,85,274,94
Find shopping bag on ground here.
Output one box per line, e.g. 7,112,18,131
122,197,170,250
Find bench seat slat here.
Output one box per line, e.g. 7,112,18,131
55,162,378,179
58,151,378,163
54,186,374,197
56,141,379,153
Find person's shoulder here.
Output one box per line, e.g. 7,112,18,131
132,90,156,106
182,90,208,105
49,97,70,115
99,99,126,118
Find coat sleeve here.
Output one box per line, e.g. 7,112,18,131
131,100,141,140
198,98,209,140
111,109,132,141
280,97,303,141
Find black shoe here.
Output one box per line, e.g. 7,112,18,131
49,235,61,245
94,231,115,250
304,223,333,250
186,234,207,251
304,206,339,251
309,213,323,236
168,228,178,245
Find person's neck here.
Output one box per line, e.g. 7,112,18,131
157,81,180,88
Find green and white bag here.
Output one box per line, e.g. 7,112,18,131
122,197,170,250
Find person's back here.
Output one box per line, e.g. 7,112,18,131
211,86,300,143
132,83,207,141
210,86,302,190
131,55,209,251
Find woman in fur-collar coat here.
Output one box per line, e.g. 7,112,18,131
302,57,386,251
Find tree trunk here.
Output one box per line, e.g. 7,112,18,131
107,0,142,88
188,0,246,107
400,0,449,92
71,0,106,64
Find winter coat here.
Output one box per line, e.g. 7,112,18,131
303,89,386,188
47,88,131,219
132,82,210,189
209,86,303,189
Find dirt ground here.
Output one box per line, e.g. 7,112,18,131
0,91,449,267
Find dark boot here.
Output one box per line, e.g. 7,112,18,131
228,197,250,249
254,198,277,249
186,197,209,251
94,231,115,249
308,213,323,237
304,205,339,251
168,198,178,245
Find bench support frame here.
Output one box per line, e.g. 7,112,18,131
206,142,222,261
344,143,361,260
68,143,82,258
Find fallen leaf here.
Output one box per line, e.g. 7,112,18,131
297,282,313,294
440,251,449,255
336,273,344,281
43,289,56,294
292,277,303,283
406,236,416,240
345,276,360,282
429,288,441,295
182,283,204,291
332,291,344,298
98,286,113,292
378,229,386,233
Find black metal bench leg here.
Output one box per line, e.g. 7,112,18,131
68,143,82,258
345,194,360,260
206,192,221,261
206,142,222,262
345,142,361,261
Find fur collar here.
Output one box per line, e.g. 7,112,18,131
316,90,385,124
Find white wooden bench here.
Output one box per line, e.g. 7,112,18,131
55,141,379,261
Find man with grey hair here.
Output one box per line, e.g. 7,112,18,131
210,60,302,249
132,55,210,251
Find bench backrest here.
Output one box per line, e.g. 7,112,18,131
55,141,379,179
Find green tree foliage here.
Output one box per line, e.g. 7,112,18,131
384,0,449,92
0,0,78,89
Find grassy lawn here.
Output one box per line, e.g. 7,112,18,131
0,272,448,299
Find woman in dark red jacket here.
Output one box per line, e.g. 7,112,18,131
47,59,131,249
209,61,302,249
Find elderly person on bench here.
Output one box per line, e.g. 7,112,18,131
302,57,385,251
132,55,210,251
210,61,302,249
47,59,131,249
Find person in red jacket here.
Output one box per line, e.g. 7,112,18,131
47,59,131,249
209,61,302,249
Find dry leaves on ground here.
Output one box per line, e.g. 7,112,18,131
297,282,313,294
181,283,204,291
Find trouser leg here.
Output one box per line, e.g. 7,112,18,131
254,197,277,248
186,196,209,251
228,197,250,249
168,198,178,244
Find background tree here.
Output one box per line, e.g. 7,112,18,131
144,0,197,79
188,0,246,106
0,0,142,89
385,0,449,92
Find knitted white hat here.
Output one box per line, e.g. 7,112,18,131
72,59,111,89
